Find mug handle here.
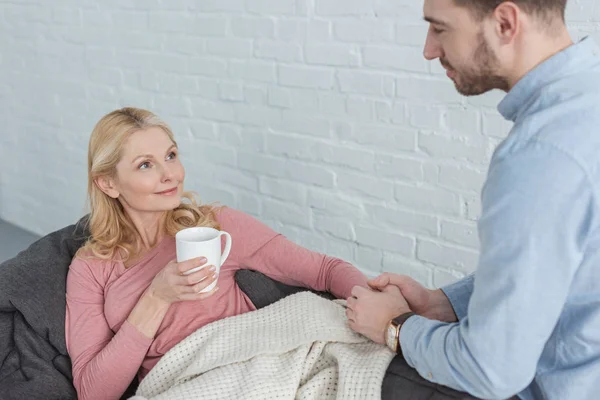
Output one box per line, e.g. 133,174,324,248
219,231,232,265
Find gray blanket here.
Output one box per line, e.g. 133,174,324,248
0,219,479,400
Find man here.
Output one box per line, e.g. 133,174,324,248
346,1,600,399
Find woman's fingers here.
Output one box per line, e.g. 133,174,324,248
177,265,216,286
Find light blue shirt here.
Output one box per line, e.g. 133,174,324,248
400,37,600,400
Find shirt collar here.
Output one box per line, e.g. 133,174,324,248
497,37,599,122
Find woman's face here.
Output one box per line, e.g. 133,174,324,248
103,127,185,215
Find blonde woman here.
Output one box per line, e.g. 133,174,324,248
65,107,368,400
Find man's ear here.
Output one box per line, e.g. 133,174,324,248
95,176,120,199
493,2,520,44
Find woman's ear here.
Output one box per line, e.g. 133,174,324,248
95,176,120,199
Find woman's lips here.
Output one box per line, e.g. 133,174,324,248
156,187,178,196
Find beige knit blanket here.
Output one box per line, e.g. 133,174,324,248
130,292,395,400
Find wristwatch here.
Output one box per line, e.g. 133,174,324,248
385,312,416,354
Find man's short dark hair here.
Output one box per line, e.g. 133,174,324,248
454,0,567,22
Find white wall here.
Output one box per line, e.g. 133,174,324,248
1,0,599,286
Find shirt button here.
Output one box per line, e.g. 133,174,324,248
427,372,433,379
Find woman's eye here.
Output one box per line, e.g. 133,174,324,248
167,151,177,160
432,27,444,34
139,161,150,170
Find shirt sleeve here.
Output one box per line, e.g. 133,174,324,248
65,257,153,400
227,210,368,299
399,143,593,399
441,274,475,321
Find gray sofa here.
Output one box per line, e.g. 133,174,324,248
0,219,479,400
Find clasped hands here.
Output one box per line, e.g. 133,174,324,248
346,273,457,345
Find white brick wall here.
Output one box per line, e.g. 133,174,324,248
1,0,599,286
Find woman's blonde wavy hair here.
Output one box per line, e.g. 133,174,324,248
77,107,221,263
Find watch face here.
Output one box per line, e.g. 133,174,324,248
386,325,396,350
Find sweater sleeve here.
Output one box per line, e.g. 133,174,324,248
65,257,153,400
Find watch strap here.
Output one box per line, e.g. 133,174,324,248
392,311,416,355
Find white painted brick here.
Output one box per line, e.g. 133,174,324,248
382,254,432,287
482,112,512,139
409,105,443,129
191,99,235,122
288,89,320,111
346,98,376,122
338,71,395,96
188,57,229,77
423,163,440,184
255,41,302,62
229,60,276,82
215,167,259,191
266,133,318,161
262,198,311,228
363,46,428,73
238,152,287,177
189,121,217,140
259,176,307,205
5,0,598,284
316,0,373,16
466,90,505,108
368,205,438,236
286,160,335,187
149,12,192,33
307,189,367,218
188,140,236,167
199,186,236,208
356,246,383,272
244,86,267,105
313,212,355,241
440,219,479,248
231,17,275,38
219,82,245,101
439,165,486,192
206,38,253,57
444,108,480,136
279,110,331,137
194,0,245,12
395,183,462,216
246,0,296,15
154,95,192,117
334,20,394,43
317,143,376,172
464,195,483,221
396,77,462,103
432,269,466,289
277,19,331,42
237,192,262,216
337,171,394,201
234,104,281,126
239,127,267,152
305,44,360,67
395,24,428,46
355,226,415,256
279,65,334,89
374,154,422,181
267,87,292,108
418,132,488,164
189,16,228,36
417,239,479,273
319,93,347,116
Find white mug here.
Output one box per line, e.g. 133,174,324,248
175,227,232,293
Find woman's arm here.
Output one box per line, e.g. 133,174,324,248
65,258,168,400
243,234,369,299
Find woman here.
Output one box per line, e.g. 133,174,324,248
65,107,369,400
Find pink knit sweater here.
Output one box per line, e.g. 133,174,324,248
65,207,368,400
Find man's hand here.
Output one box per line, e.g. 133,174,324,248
369,273,457,323
346,285,411,345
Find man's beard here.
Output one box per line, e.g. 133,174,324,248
442,32,510,96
